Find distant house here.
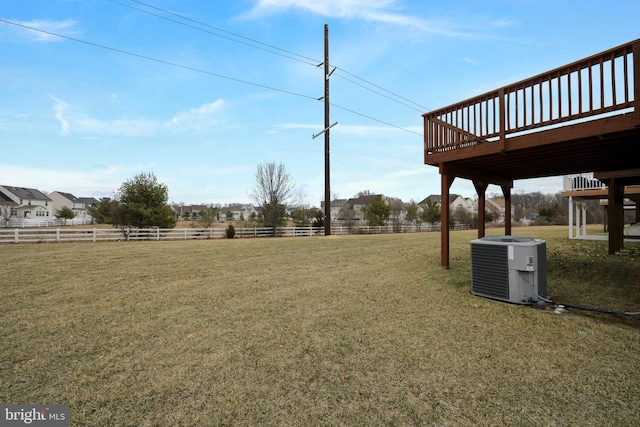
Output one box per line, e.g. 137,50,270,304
77,197,99,209
321,199,347,221
0,185,53,222
49,191,95,223
172,203,257,222
419,194,474,213
484,198,504,221
225,203,255,221
342,194,382,222
419,194,461,207
173,204,210,219
451,195,475,212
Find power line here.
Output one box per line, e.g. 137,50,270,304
113,0,431,113
1,17,423,137
331,103,423,137
333,73,425,113
110,0,320,67
0,18,318,102
334,67,431,112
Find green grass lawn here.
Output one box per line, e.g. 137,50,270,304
1,226,639,426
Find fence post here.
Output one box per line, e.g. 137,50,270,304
56,228,60,242
93,228,97,242
14,228,18,243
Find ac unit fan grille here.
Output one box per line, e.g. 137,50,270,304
471,244,509,300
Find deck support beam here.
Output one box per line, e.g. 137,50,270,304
502,185,512,236
439,164,512,268
607,181,625,254
595,169,640,254
440,172,455,269
473,180,488,239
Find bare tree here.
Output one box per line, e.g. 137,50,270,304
249,162,300,235
0,204,12,225
388,197,405,229
192,204,220,229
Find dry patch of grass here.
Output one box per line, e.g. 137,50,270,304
1,227,639,426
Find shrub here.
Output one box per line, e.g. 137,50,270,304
225,224,236,239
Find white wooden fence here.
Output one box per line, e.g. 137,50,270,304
0,218,94,228
0,224,452,244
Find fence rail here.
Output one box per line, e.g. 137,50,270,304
0,224,454,244
0,218,94,228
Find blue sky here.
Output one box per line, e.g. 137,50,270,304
1,1,638,206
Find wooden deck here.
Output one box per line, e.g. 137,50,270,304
423,39,640,268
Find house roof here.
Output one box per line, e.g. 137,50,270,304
53,191,78,202
172,204,210,213
418,194,459,205
77,197,100,205
488,198,505,208
0,191,18,206
321,199,347,208
346,194,380,206
1,186,51,201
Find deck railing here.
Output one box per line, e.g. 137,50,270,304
425,39,639,157
563,173,607,192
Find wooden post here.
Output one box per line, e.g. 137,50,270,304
502,185,512,236
440,172,455,269
473,180,488,239
607,179,625,254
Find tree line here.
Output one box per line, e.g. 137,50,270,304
84,164,614,234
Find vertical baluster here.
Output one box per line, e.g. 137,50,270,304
557,72,562,120
539,78,544,123
479,98,484,136
506,90,511,131
588,61,593,112
523,84,527,128
567,68,572,117
578,64,583,114
623,47,629,104
515,87,519,129
548,76,553,122
611,52,617,106
600,56,605,109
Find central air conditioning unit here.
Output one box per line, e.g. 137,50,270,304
470,236,547,304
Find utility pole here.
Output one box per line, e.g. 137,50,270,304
313,24,336,236
323,24,331,236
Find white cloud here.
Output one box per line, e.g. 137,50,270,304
51,95,70,136
0,164,136,197
3,19,78,43
167,100,225,132
74,117,160,137
0,109,30,131
251,0,398,17
462,57,480,66
47,97,225,137
248,0,472,37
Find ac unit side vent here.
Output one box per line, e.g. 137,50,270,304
471,244,509,300
536,242,548,298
